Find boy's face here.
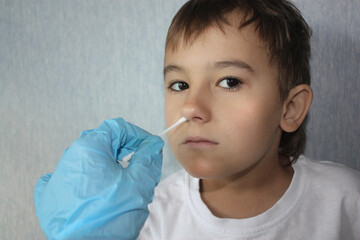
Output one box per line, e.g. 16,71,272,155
164,22,285,179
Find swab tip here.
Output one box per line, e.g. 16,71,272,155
160,117,188,136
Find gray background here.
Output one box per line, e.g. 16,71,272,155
1,0,359,239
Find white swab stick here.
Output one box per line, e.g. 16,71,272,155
117,117,188,168
159,117,188,137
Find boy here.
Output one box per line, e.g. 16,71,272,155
138,0,360,239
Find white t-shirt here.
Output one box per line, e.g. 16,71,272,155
138,156,360,240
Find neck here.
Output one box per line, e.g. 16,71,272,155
200,155,293,219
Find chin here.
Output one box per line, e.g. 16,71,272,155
180,159,226,180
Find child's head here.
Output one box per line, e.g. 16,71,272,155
164,0,312,178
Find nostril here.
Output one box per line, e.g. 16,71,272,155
181,105,209,123
181,93,211,123
181,104,199,121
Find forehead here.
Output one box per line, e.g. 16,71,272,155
164,22,271,74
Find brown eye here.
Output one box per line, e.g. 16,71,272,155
218,77,242,90
169,81,189,92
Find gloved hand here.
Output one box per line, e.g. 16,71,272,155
34,118,164,240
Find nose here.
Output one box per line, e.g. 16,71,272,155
181,88,211,123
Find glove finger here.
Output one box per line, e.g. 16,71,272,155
132,135,164,165
129,135,164,185
34,173,52,207
98,118,154,161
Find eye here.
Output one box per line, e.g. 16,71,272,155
218,77,243,91
168,81,189,92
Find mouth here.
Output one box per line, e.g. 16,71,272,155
182,136,219,148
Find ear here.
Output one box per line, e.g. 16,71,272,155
280,84,313,133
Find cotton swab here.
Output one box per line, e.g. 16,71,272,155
158,117,188,137
117,117,188,168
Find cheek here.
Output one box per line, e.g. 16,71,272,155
220,99,282,145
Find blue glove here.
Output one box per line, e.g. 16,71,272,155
34,118,164,240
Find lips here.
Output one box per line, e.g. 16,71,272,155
183,136,218,147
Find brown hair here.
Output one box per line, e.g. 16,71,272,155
166,0,312,162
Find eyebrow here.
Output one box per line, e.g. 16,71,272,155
214,60,254,73
163,59,254,76
163,65,184,76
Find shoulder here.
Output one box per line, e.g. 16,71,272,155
294,156,360,237
296,155,360,196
